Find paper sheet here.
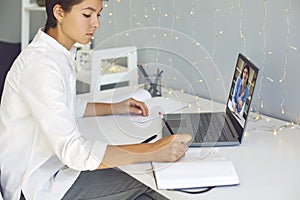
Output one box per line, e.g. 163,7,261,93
130,97,188,123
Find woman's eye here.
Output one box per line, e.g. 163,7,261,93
83,14,91,18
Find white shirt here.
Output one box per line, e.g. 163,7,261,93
0,29,107,200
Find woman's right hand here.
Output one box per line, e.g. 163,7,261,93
149,134,192,162
98,134,192,169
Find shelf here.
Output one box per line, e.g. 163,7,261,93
24,3,45,11
22,0,46,50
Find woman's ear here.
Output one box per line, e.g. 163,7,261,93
53,4,65,25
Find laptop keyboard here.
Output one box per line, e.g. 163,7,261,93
191,113,229,143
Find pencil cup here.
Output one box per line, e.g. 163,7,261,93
143,74,162,97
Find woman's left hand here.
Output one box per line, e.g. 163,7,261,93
112,98,149,116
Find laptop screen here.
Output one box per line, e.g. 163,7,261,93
226,53,259,142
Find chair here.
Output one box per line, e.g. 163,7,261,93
0,41,20,200
0,41,20,100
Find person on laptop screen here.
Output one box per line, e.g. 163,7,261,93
231,64,249,114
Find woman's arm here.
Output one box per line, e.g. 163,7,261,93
83,98,149,117
98,134,192,169
232,77,241,104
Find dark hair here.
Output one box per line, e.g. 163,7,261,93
44,0,108,32
44,0,84,32
240,64,250,85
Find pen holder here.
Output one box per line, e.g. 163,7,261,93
143,74,162,97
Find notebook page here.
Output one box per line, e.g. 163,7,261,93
152,148,240,190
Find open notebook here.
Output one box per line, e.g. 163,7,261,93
152,148,240,190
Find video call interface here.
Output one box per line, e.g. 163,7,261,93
227,56,258,129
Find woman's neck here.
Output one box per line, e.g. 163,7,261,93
46,27,74,50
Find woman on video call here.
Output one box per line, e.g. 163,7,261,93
232,64,250,114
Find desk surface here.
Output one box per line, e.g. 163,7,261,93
77,87,300,200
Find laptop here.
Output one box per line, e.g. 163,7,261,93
162,53,259,147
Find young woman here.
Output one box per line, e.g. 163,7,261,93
231,64,250,113
0,0,191,199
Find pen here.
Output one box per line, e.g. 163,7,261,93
151,69,163,96
141,134,157,143
157,70,164,77
158,112,174,135
137,64,148,78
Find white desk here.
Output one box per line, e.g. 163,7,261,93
77,86,300,200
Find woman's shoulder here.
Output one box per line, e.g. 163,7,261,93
236,77,242,83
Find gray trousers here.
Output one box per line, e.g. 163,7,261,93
62,168,169,200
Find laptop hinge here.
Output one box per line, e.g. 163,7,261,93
225,116,239,139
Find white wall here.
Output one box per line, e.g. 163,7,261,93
0,0,299,123
94,0,300,123
0,0,45,43
0,0,21,42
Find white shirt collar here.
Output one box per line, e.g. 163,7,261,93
35,29,77,61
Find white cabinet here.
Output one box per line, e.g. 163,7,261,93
21,0,45,50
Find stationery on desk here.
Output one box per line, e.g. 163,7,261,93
131,97,188,123
153,114,240,192
138,64,163,97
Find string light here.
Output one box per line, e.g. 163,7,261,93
248,113,300,135
191,0,196,40
96,1,299,133
237,1,246,53
212,7,221,61
257,0,268,111
129,0,133,29
190,0,200,83
280,0,294,116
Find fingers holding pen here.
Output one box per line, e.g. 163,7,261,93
151,134,192,162
169,134,191,161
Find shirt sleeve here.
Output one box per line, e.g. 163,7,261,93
76,97,88,118
19,59,106,171
232,77,240,104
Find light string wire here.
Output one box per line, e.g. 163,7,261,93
280,0,296,115
255,0,268,120
248,0,299,135
170,0,176,39
211,2,220,62
112,0,117,47
191,0,196,40
238,0,246,53
247,115,300,135
168,0,176,83
190,0,197,79
191,0,201,83
155,0,161,64
129,0,133,30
